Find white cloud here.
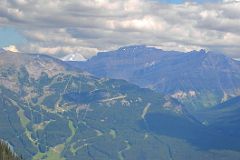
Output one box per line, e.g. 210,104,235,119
0,0,240,59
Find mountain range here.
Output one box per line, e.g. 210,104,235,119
68,45,240,110
0,48,240,160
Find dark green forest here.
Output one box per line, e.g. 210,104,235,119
0,140,22,160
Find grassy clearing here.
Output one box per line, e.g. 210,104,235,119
141,103,151,119
32,144,65,160
17,108,30,128
66,120,76,144
118,141,131,160
95,129,103,137
46,144,65,160
109,129,117,139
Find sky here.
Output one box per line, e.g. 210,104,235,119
0,28,25,47
0,0,240,59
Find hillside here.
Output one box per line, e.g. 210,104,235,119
194,96,240,137
0,51,240,160
69,45,240,109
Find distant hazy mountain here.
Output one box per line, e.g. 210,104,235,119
69,45,240,109
1,50,240,160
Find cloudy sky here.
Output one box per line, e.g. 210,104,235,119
0,0,240,60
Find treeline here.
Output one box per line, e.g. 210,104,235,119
0,140,22,160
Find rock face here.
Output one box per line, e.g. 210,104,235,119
1,50,240,160
69,45,240,109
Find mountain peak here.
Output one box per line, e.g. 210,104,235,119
2,45,19,53
117,45,161,53
188,49,207,54
199,49,207,54
0,48,21,55
118,45,147,51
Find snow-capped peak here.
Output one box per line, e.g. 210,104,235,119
3,45,19,53
61,53,87,61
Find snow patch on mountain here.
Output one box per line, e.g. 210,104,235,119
3,45,19,53
234,58,240,61
144,61,155,68
62,53,87,61
171,90,197,99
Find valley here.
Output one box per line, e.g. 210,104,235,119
0,49,240,160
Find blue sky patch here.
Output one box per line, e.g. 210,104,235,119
0,27,26,47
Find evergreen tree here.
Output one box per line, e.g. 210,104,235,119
0,140,22,160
